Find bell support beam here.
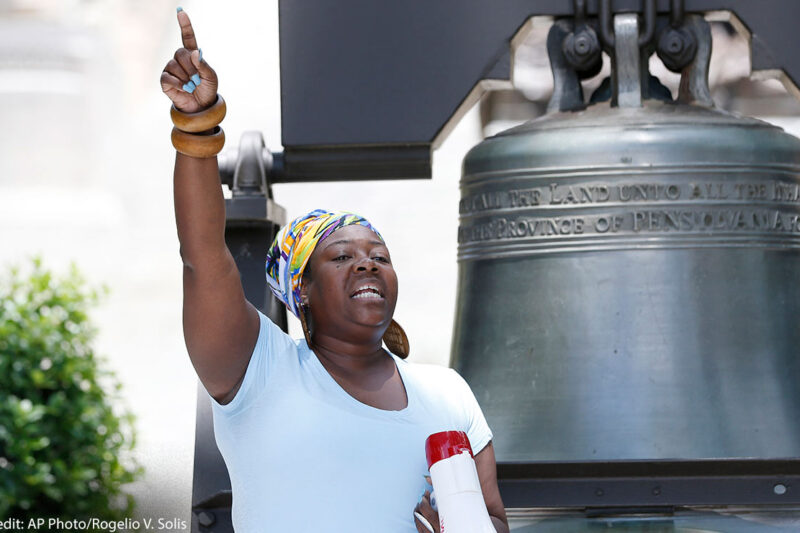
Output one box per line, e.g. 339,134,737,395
279,0,800,181
497,459,800,508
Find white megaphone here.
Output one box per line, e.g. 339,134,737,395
424,430,495,533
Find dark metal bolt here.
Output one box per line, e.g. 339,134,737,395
666,34,683,53
197,511,216,527
562,27,602,76
595,488,604,497
652,486,662,496
657,27,697,72
575,35,591,54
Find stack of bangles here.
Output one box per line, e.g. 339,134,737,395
170,94,226,158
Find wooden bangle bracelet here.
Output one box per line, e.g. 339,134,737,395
171,126,226,158
170,95,227,133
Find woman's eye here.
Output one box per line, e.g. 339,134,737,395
334,255,350,262
372,256,389,263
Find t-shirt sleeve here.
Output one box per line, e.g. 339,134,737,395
449,369,493,455
209,309,296,416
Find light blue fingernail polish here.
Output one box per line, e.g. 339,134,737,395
176,6,183,12
182,81,196,93
198,48,203,62
191,74,201,86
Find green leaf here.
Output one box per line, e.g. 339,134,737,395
0,258,142,520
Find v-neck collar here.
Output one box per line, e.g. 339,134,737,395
301,339,416,419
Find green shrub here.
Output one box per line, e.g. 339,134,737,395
0,258,142,520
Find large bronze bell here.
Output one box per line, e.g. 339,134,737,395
452,14,800,463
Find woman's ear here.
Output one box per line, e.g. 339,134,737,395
299,284,310,308
298,284,314,346
300,261,313,304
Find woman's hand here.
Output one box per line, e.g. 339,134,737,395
160,9,218,113
413,490,439,533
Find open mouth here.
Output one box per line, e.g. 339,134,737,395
350,284,384,300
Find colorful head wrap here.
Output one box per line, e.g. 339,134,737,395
265,209,383,318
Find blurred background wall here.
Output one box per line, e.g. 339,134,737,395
1,0,798,528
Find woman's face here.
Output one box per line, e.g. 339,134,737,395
301,225,398,341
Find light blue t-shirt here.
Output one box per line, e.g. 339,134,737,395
209,311,493,533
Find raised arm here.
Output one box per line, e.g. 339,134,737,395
161,9,259,403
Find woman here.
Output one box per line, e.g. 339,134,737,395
161,9,509,532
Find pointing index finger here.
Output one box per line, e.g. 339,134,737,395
177,9,198,50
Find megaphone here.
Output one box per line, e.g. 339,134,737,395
424,431,495,533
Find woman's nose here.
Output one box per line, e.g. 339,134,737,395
354,256,378,272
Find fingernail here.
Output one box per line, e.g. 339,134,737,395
190,73,201,86
414,512,435,533
198,48,203,62
176,6,183,12
182,81,196,93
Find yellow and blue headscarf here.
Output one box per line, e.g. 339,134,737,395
265,209,383,318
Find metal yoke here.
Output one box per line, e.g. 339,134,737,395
277,0,800,181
